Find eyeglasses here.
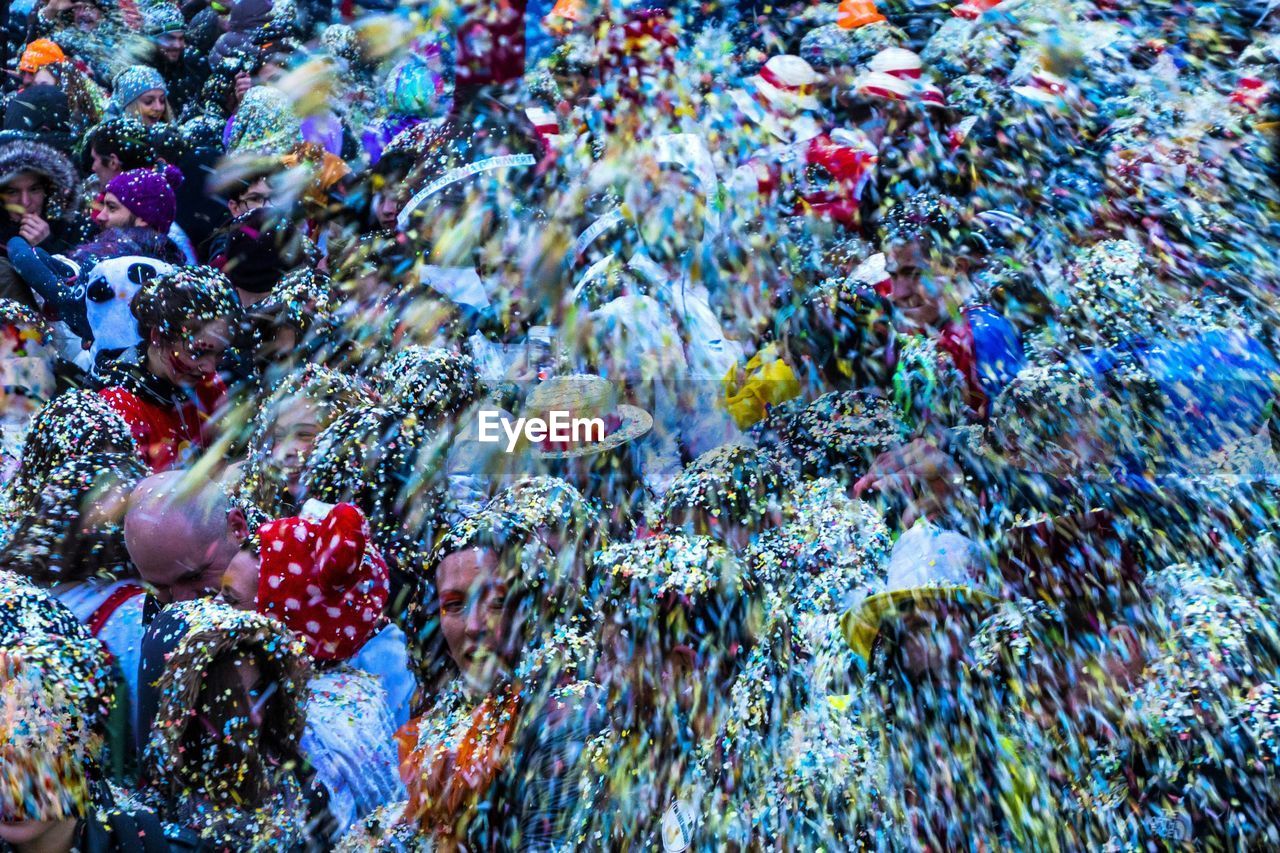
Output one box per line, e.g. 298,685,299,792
238,192,273,209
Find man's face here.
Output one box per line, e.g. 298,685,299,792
94,192,137,230
890,603,976,681
71,0,101,29
885,241,944,331
437,548,516,693
0,173,47,223
157,32,185,63
90,148,121,185
127,510,247,603
228,178,271,219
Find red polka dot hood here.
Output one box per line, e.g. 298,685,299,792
255,502,390,662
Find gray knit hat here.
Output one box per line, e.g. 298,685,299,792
111,65,168,113
143,3,185,37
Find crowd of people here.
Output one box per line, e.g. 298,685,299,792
0,0,1279,849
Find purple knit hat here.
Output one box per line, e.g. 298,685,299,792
104,166,183,233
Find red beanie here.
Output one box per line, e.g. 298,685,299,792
255,502,389,662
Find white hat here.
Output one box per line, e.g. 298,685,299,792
849,251,890,293
840,523,997,661
916,81,949,109
853,71,949,109
1011,69,1074,105
750,55,822,112
868,47,923,80
853,70,914,102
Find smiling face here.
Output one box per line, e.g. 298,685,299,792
885,241,946,332
130,89,168,125
438,547,517,694
156,32,185,63
71,0,101,29
268,398,319,492
147,318,231,387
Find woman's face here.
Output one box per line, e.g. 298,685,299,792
0,820,72,846
31,67,56,86
150,319,231,386
437,548,517,693
219,549,260,610
192,652,276,785
130,89,168,125
269,398,320,490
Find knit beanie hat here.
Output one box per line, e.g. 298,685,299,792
142,3,184,37
255,502,390,662
224,86,301,155
1,86,73,153
110,65,168,113
17,39,66,75
386,49,447,118
220,208,312,294
104,165,183,232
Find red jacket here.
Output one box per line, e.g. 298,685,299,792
100,375,226,472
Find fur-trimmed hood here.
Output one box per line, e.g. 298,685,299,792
0,139,79,215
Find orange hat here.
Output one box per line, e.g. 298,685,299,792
547,0,584,23
837,0,886,29
952,0,1003,18
18,39,65,75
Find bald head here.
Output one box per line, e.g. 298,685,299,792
125,471,249,603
